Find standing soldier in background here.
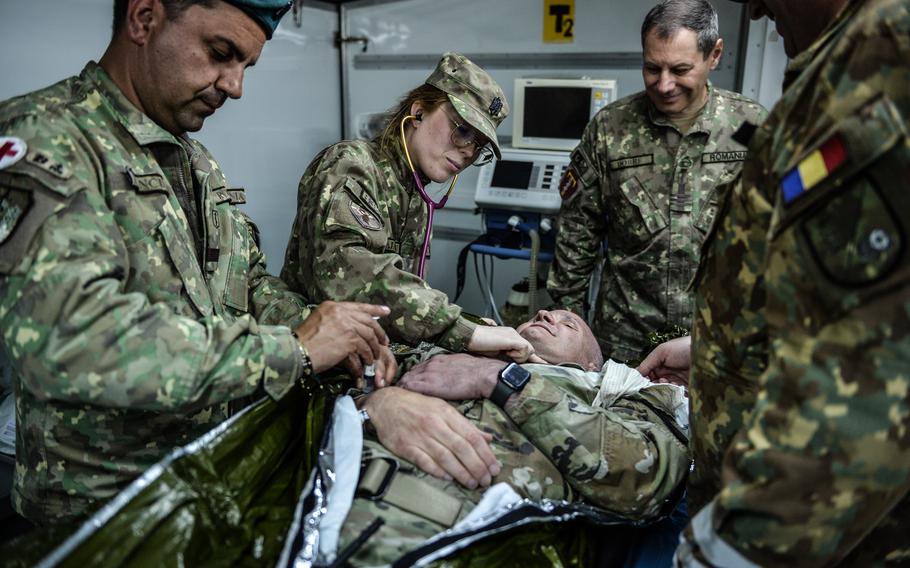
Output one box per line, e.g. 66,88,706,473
0,0,394,530
638,0,910,564
548,0,766,364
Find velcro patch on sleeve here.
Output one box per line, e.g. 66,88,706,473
560,146,598,203
0,179,66,274
0,187,32,244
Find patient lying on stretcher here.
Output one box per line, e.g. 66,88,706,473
325,310,690,566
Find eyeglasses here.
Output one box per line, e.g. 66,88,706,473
443,109,496,166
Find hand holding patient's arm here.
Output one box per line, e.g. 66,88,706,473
360,387,501,490
398,353,505,400
636,336,691,387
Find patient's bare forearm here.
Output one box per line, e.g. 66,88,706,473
397,353,505,400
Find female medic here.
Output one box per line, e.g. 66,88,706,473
282,53,538,382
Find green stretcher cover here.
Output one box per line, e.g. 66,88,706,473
2,377,650,567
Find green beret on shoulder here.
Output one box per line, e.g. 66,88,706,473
225,0,292,39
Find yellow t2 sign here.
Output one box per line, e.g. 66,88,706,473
544,0,575,43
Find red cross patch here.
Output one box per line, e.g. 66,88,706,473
0,137,27,171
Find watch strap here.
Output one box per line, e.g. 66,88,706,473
490,375,515,408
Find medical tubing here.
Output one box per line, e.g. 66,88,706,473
528,228,540,317
414,170,434,278
398,115,458,279
511,219,540,317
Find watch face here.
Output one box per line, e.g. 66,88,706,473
501,363,531,389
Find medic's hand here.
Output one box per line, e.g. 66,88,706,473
294,301,396,385
398,353,506,400
637,336,692,387
341,348,398,390
360,387,501,490
466,326,535,362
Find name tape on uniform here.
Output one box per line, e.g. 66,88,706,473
702,151,748,164
609,154,654,170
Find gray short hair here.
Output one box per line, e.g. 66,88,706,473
641,0,720,59
112,0,216,38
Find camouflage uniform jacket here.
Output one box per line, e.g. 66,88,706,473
281,139,477,351
0,63,310,525
548,85,767,363
341,361,690,566
681,1,910,565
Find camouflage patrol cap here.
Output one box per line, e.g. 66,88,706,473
225,0,292,39
425,52,510,159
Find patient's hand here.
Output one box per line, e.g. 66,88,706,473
637,336,691,387
467,326,535,362
360,387,501,490
398,353,505,400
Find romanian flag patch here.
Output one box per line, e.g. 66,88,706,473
781,134,847,204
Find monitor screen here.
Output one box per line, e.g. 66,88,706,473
490,160,533,190
522,86,591,139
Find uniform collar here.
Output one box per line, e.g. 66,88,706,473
374,137,426,188
81,61,182,148
647,81,717,136
782,0,862,89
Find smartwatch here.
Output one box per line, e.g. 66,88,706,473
489,363,531,408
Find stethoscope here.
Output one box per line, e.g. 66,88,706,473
399,114,459,279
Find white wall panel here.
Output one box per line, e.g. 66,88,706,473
0,1,111,98
739,18,787,111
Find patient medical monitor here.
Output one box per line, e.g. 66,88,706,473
475,147,571,214
512,77,617,152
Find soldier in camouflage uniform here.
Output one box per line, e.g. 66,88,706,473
0,0,395,527
636,0,910,564
282,53,536,365
338,310,690,566
548,0,767,364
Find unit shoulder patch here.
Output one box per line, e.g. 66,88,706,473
559,166,580,201
349,200,383,231
561,146,598,203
